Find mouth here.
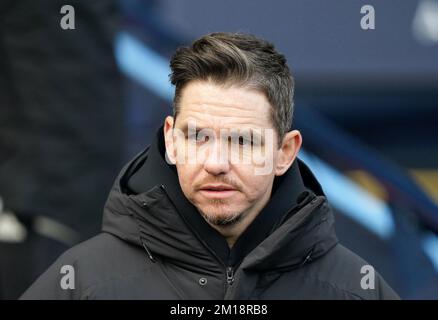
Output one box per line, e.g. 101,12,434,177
199,185,238,198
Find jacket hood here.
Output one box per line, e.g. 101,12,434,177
102,127,338,273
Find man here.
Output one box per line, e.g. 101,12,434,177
21,33,398,299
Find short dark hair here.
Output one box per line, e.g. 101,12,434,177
169,32,295,141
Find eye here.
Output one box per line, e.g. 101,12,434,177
188,131,210,143
238,136,253,146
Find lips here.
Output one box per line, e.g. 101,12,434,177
199,184,238,198
200,184,236,191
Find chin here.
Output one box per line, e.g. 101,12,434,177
198,206,243,227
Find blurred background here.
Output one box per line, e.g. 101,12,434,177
1,0,437,299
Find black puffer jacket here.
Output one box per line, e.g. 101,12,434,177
21,130,399,300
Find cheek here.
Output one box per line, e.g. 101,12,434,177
176,164,200,194
237,167,274,200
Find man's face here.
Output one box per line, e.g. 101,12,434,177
164,80,300,229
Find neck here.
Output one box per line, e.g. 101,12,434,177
211,223,247,248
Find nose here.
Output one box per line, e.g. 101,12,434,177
203,139,230,175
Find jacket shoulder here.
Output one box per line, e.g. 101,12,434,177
20,233,148,299
303,244,400,300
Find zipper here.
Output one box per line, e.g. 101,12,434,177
140,237,157,263
299,248,314,267
226,266,235,285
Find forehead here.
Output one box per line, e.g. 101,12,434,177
175,81,273,130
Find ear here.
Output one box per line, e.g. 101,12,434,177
274,130,302,176
163,116,176,165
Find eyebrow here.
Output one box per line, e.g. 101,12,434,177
177,123,205,135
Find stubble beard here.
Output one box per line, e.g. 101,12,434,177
198,199,243,227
